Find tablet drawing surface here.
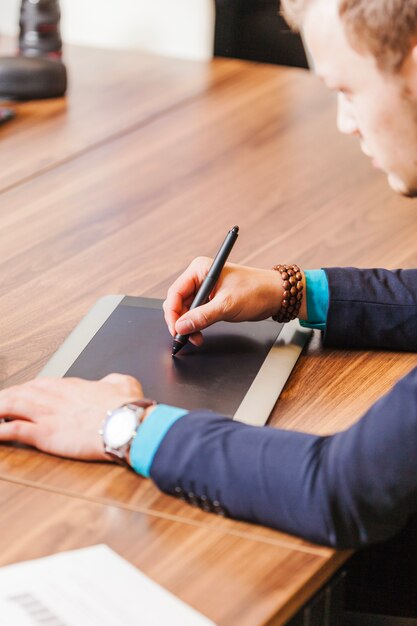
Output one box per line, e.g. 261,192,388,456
40,296,312,424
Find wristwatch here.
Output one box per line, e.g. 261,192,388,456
99,399,156,466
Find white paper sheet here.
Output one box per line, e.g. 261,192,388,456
0,544,216,626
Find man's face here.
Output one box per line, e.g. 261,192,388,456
303,0,417,197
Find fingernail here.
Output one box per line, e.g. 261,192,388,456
176,319,195,334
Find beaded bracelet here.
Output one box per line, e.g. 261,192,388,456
272,264,304,323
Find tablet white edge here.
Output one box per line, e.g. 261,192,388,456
233,320,312,426
38,295,125,378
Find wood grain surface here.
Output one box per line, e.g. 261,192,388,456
0,480,348,626
0,450,338,557
1,40,416,623
0,36,242,193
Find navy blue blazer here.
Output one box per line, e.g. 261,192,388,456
151,268,417,548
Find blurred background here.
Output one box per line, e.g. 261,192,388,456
0,0,216,60
0,0,307,66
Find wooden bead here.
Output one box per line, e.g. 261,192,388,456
272,264,304,323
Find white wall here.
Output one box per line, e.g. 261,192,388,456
0,0,215,60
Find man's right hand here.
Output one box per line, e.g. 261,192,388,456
163,257,285,345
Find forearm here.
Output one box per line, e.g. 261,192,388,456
130,266,417,546
149,366,417,548
324,267,417,350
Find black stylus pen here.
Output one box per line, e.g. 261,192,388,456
172,225,239,356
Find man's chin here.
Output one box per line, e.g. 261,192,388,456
388,173,417,198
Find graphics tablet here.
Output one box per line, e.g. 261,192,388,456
39,296,312,426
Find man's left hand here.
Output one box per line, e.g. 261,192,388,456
0,374,144,461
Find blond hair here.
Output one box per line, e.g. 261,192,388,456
281,0,417,71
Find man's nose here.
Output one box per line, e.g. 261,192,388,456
337,93,359,136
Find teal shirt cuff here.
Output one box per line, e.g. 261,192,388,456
130,404,188,478
299,269,329,331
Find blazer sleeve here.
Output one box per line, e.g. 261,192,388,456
150,366,417,549
323,267,417,350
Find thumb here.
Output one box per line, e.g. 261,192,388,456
175,301,220,334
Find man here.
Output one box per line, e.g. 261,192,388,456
0,0,417,549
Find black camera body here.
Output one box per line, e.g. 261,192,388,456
0,56,67,100
0,0,67,100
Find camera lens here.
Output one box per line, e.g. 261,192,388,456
19,0,62,58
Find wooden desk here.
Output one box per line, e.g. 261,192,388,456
0,480,341,626
0,38,241,193
1,42,416,624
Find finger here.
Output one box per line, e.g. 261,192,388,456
175,300,220,335
0,387,44,422
164,258,212,333
163,291,183,336
168,257,211,301
164,292,195,336
165,295,198,336
0,419,37,446
189,331,204,346
101,373,143,397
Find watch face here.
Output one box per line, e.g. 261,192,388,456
103,408,140,449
